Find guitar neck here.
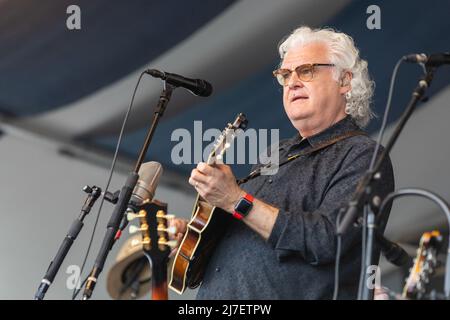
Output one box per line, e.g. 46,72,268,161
151,260,168,300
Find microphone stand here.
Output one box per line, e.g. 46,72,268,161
82,83,175,300
34,185,102,300
337,66,437,300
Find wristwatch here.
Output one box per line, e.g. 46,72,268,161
232,193,254,220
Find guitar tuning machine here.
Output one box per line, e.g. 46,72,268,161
127,209,147,221
157,225,177,235
128,224,148,234
156,210,174,220
158,238,177,249
131,236,150,247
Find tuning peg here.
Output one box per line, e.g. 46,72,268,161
128,224,148,234
131,237,150,247
157,225,177,235
168,226,177,235
156,210,175,220
127,210,147,221
158,238,178,248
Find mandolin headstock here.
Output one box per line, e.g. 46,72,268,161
403,230,442,299
207,113,248,164
127,200,176,267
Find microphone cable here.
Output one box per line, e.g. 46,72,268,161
356,58,404,299
368,57,407,171
333,209,344,300
72,71,147,300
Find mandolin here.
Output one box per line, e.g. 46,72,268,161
128,199,177,299
169,113,248,294
402,230,442,299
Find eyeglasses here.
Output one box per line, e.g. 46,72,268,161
272,63,335,86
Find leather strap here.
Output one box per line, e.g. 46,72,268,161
237,130,367,185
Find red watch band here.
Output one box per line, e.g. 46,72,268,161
232,193,254,220
232,212,244,220
244,193,254,202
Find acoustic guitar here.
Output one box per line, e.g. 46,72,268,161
169,113,248,294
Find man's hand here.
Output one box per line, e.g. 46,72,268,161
167,217,188,258
188,162,278,241
188,162,245,213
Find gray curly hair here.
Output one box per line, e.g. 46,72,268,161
278,26,375,128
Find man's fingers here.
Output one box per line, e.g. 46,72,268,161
189,176,205,188
215,163,230,172
189,169,208,187
197,162,214,175
168,233,185,258
168,218,187,240
169,248,177,258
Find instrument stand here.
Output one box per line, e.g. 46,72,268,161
82,83,175,300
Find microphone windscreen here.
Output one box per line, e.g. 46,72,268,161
198,80,213,97
132,161,163,204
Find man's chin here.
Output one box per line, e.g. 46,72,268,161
285,102,312,114
286,111,314,123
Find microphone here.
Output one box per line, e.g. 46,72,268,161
404,52,450,67
82,161,163,300
375,230,412,267
146,69,213,97
114,161,163,241
129,161,163,207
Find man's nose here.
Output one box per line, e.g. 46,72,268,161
286,71,304,88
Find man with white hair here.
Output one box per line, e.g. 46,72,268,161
171,26,394,299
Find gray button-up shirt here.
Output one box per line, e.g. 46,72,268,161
196,116,395,299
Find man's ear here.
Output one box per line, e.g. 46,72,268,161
339,71,352,94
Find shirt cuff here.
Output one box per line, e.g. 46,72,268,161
267,208,307,261
267,208,288,249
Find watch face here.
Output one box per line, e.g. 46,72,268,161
235,198,252,216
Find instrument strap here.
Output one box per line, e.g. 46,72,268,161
237,130,367,185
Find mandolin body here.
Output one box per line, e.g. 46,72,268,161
169,196,231,294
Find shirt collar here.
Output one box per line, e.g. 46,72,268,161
281,116,362,150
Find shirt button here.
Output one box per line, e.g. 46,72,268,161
215,267,221,272
268,179,273,183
